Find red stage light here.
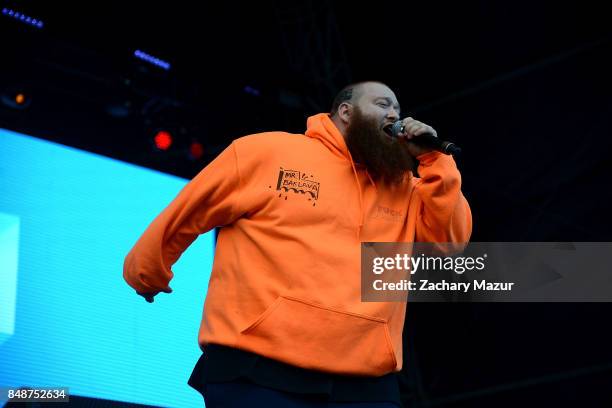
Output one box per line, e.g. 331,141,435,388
154,130,173,150
189,141,204,160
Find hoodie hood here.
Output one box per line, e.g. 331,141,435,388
305,113,351,160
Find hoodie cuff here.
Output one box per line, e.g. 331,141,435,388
416,150,444,165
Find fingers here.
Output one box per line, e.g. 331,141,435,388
136,285,172,303
400,117,436,139
137,290,156,303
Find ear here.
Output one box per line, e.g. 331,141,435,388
337,102,352,125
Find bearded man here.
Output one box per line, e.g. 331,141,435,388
124,81,472,407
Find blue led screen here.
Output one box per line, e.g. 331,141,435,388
0,128,214,407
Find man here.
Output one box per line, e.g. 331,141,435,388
123,81,472,407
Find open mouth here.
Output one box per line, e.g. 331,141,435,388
382,124,394,138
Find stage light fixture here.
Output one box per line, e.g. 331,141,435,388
154,130,173,151
1,89,31,110
134,50,171,71
189,141,204,160
2,7,44,28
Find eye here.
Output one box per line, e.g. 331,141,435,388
377,101,389,108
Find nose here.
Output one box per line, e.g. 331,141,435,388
386,108,400,122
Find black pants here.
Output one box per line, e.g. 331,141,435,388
201,379,401,408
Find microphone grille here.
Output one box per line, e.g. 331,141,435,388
391,121,404,137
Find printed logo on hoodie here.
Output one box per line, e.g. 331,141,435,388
372,205,404,222
271,167,320,206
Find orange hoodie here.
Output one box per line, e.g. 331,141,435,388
123,113,472,376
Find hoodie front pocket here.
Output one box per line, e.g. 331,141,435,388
237,295,397,376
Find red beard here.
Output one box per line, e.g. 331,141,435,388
345,107,415,186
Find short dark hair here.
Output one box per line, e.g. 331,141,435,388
330,85,356,115
330,81,388,115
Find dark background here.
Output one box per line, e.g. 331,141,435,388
2,1,612,406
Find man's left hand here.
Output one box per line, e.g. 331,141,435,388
395,117,438,157
136,286,173,303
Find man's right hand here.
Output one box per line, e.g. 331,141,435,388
136,286,173,303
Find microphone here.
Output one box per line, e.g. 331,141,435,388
390,121,462,156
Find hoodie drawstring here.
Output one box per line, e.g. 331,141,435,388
345,150,365,240
365,171,377,192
